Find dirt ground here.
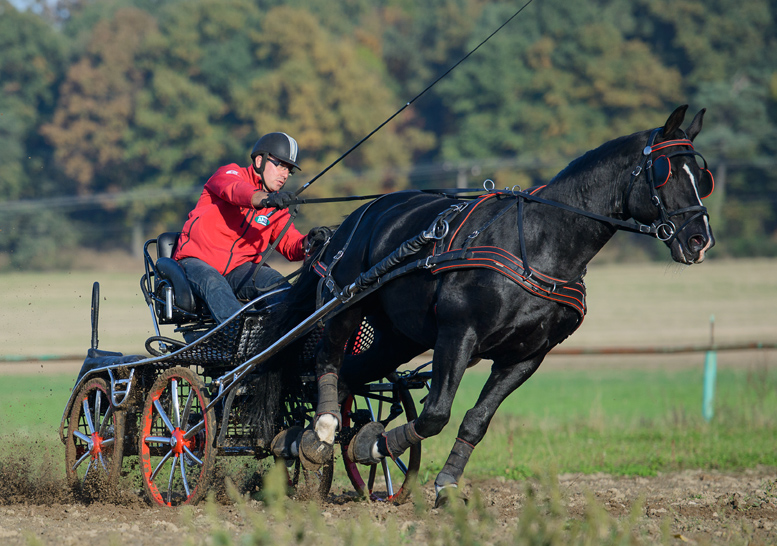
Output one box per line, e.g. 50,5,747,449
1,463,775,545
3,359,777,545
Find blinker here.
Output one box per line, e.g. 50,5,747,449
651,152,714,200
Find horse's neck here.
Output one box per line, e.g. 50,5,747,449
517,149,636,278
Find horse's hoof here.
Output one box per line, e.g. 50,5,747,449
434,485,468,509
346,421,384,465
270,426,303,459
298,429,333,471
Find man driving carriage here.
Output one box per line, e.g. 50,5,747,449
173,132,324,324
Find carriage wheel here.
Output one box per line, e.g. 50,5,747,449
341,384,421,504
138,366,215,507
65,377,125,494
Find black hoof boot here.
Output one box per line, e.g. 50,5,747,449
434,485,468,509
298,429,334,471
346,421,385,465
270,426,304,459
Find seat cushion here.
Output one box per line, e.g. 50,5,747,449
156,257,197,314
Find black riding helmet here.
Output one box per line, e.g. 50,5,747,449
251,132,301,178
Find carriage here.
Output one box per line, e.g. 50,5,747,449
60,105,715,508
58,232,429,506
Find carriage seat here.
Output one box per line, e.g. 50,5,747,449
155,232,197,314
150,232,205,325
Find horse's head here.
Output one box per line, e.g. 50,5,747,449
625,105,715,264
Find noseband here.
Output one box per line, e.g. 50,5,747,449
623,128,710,244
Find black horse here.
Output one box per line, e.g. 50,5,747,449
265,105,714,506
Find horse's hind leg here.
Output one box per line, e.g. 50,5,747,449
434,354,545,505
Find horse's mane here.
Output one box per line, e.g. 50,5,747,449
545,131,642,192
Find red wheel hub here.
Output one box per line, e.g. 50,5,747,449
171,428,188,456
90,433,104,456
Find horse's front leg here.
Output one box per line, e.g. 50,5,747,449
434,354,545,506
298,307,363,470
347,328,475,473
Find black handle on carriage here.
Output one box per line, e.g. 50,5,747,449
90,281,100,350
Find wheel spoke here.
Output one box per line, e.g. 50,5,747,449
166,456,178,503
98,452,109,473
73,430,92,444
97,405,114,438
101,437,115,448
183,445,203,466
93,389,102,431
154,399,176,433
179,455,191,497
381,458,394,497
145,436,172,445
82,458,94,482
393,456,408,474
73,450,91,472
181,388,194,431
151,449,173,481
183,419,205,440
171,379,181,429
82,399,96,435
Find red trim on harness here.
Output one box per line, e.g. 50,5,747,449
650,139,693,153
313,261,328,277
431,246,587,319
446,193,499,252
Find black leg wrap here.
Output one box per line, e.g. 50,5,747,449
382,420,424,459
315,372,341,428
434,438,474,488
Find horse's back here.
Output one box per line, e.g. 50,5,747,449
327,191,462,280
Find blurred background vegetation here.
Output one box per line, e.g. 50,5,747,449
1,0,775,271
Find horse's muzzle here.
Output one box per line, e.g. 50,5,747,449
671,221,715,264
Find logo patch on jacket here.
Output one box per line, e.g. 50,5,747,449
255,215,270,226
226,170,239,175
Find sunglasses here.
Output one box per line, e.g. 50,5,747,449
652,153,714,199
267,156,295,174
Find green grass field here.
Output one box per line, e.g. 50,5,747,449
3,360,776,481
1,258,776,480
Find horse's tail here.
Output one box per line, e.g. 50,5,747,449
243,256,325,445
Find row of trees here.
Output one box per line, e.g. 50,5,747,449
1,0,776,269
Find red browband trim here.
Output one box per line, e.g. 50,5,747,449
650,139,694,153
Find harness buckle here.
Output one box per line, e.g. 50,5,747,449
631,165,643,177
423,255,434,269
324,276,336,294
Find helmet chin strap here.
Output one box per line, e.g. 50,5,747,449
253,154,268,189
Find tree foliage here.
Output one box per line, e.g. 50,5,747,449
1,0,776,268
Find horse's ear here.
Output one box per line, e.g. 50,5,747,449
662,105,689,137
686,108,706,141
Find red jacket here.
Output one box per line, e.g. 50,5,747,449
173,163,306,274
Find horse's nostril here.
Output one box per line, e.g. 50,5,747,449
688,235,706,251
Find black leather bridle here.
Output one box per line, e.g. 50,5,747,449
622,128,712,244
